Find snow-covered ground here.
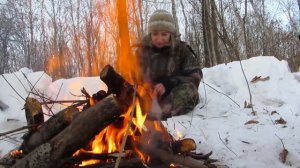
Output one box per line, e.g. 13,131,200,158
0,56,299,168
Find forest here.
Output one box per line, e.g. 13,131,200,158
0,0,299,79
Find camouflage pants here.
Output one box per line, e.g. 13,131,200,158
159,82,199,120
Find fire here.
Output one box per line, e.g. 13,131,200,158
175,129,183,140
73,0,172,166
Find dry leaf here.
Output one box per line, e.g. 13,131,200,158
251,76,260,82
244,120,259,125
271,111,279,115
251,75,270,83
244,101,253,108
275,117,287,125
279,148,288,163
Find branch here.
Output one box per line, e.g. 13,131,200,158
40,99,88,105
115,85,138,168
0,126,33,137
202,81,240,108
1,74,26,101
218,132,238,157
237,59,255,114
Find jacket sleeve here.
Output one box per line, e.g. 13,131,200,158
160,43,203,95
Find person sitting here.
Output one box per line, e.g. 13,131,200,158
136,9,203,120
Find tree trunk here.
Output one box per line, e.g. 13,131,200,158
171,0,180,38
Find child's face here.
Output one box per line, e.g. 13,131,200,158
151,30,171,48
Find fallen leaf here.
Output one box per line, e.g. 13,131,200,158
244,101,253,108
244,120,259,125
275,117,287,125
271,111,279,115
279,148,288,163
251,76,261,83
251,75,270,83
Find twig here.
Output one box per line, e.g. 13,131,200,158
0,138,20,146
275,134,285,149
202,81,240,108
21,71,45,96
0,126,33,137
21,71,57,116
177,121,187,129
1,75,26,101
237,59,255,114
0,131,29,141
218,132,238,157
114,85,138,168
13,72,29,93
81,87,91,98
268,113,279,131
40,99,88,105
48,83,64,115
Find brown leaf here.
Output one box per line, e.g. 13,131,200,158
244,101,253,108
279,148,288,163
251,76,270,83
244,120,259,125
251,76,261,83
275,117,287,125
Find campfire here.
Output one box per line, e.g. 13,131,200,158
1,65,217,168
0,0,221,168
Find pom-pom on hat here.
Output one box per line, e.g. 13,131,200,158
148,10,176,34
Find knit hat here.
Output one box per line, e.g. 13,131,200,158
148,10,176,34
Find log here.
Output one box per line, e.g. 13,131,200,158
24,97,44,131
100,65,134,109
20,106,80,154
137,143,208,168
83,158,146,168
12,96,123,168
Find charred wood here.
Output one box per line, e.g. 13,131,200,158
137,143,208,168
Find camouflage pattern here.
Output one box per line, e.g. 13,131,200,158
137,35,203,120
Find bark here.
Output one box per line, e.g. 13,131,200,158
20,106,80,154
12,96,122,168
138,143,208,168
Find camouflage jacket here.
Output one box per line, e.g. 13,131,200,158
137,35,203,95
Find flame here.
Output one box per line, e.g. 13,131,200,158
175,129,183,140
46,54,60,77
74,0,172,166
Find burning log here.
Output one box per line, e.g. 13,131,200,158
11,96,123,168
138,143,209,168
100,64,134,109
83,158,146,168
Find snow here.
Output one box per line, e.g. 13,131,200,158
1,56,300,167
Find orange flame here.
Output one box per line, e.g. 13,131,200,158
74,0,172,166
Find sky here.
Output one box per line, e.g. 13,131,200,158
0,56,300,167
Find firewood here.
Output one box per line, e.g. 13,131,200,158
24,97,44,131
82,158,146,168
73,150,127,162
11,96,123,168
137,143,208,168
20,106,80,154
100,65,134,108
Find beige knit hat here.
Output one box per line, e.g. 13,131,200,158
148,10,176,34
